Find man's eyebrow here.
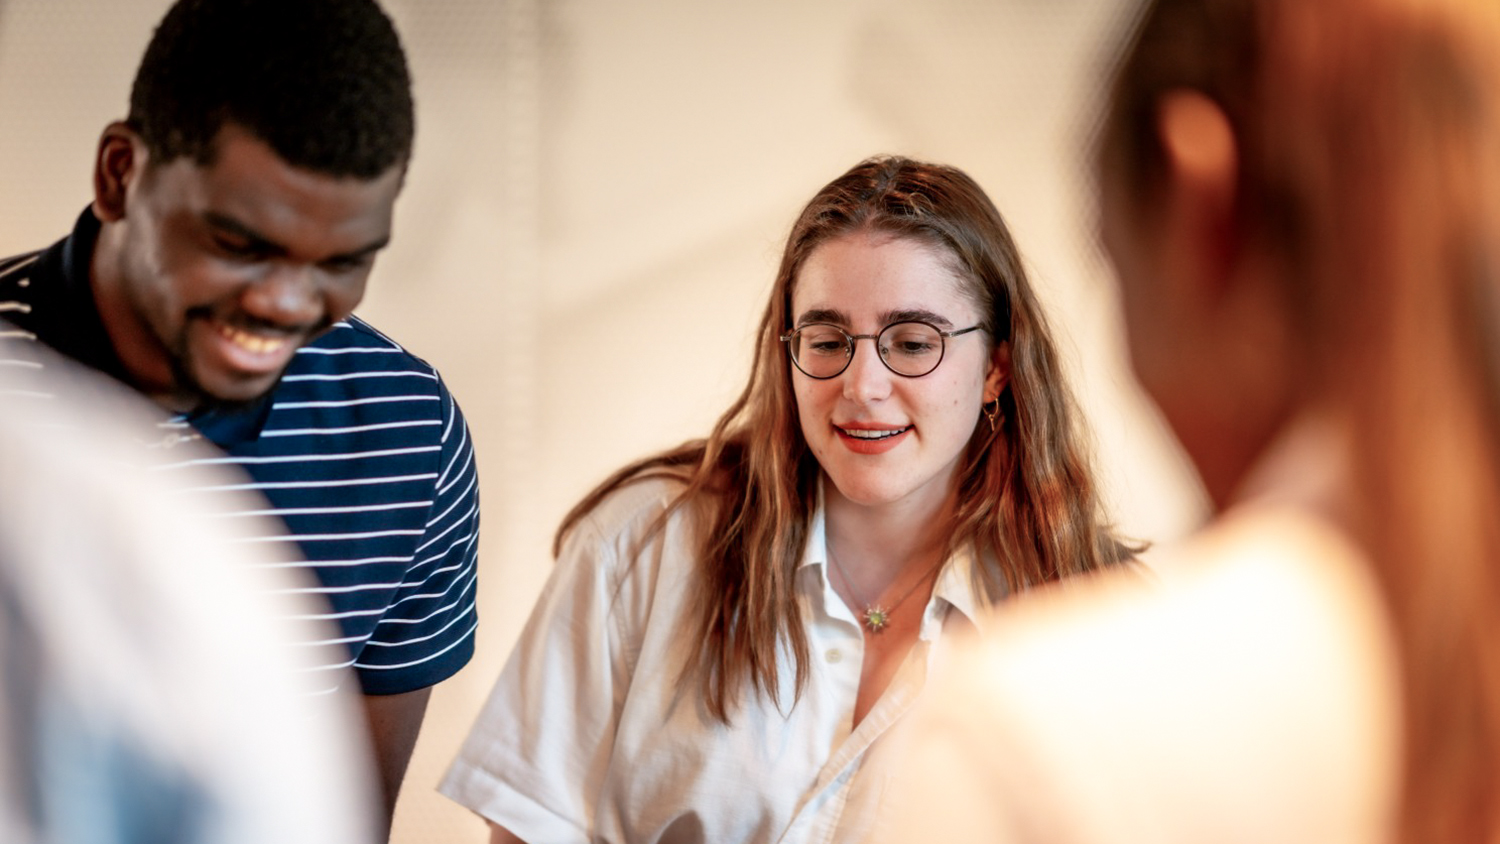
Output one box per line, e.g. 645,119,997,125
203,211,285,254
329,236,392,262
203,211,390,260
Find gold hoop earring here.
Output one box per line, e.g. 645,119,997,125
983,399,1001,432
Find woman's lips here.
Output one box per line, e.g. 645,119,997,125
834,424,912,454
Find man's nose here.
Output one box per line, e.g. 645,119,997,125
242,263,323,327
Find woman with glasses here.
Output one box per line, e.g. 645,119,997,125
440,155,1133,843
888,0,1500,841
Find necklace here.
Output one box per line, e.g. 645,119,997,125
827,549,945,633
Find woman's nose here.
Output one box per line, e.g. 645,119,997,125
841,336,893,403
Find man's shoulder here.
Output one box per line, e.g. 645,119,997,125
0,249,59,392
0,249,45,280
295,315,439,374
262,316,468,436
2,232,67,298
0,249,47,320
280,316,457,405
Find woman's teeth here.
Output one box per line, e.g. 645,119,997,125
840,426,909,440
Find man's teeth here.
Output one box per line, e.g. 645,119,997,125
217,324,289,355
841,427,908,440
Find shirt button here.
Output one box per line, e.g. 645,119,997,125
825,649,843,664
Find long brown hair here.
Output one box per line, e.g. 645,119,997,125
558,156,1132,722
1102,1,1500,838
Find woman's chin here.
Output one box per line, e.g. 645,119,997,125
822,472,941,514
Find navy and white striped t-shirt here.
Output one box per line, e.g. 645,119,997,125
0,209,479,695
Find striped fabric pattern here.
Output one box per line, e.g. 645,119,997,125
0,216,479,696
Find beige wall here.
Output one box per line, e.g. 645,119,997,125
0,1,1205,841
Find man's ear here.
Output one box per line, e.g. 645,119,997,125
93,122,146,223
1155,89,1239,296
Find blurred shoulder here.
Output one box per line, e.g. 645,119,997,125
994,504,1388,659
894,504,1401,844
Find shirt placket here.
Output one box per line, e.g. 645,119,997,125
780,588,949,843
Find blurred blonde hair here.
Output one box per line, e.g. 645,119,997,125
1102,0,1500,838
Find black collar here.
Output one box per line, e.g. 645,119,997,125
30,208,274,448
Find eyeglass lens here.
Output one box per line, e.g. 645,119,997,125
788,322,946,378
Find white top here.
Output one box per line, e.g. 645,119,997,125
883,502,1402,844
0,345,376,844
441,477,999,844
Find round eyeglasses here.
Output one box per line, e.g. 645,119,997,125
779,321,984,379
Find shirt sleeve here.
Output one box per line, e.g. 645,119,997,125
439,482,670,843
353,377,481,694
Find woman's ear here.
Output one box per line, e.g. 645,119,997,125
983,341,1011,403
93,122,146,223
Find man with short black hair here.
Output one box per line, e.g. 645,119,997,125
0,0,480,835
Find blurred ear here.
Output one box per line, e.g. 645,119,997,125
983,341,1011,403
1155,89,1239,293
93,122,147,223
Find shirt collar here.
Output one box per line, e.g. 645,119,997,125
798,484,837,618
30,208,131,383
928,543,994,634
34,207,273,448
797,478,996,634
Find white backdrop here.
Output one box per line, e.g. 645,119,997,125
0,1,1206,841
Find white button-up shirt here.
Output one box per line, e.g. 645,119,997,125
441,477,997,843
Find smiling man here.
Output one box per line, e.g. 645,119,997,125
0,0,479,837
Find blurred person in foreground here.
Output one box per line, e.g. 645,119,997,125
0,338,378,844
889,0,1500,841
0,0,481,833
440,155,1135,843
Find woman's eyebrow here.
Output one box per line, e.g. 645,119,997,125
795,308,957,328
795,308,848,327
881,308,953,328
